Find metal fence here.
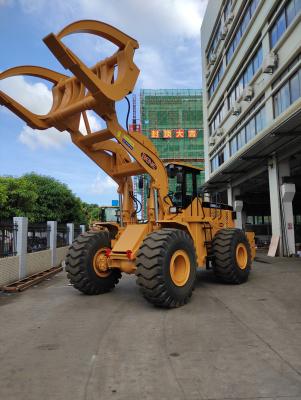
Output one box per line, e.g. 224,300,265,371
74,226,82,238
0,222,18,258
27,224,50,253
57,225,69,248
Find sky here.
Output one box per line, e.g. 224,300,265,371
0,0,208,205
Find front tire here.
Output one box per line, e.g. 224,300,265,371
212,228,251,284
136,228,197,308
66,231,121,295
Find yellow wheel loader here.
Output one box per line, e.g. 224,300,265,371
0,20,255,308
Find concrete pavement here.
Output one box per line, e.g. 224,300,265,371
1,256,301,400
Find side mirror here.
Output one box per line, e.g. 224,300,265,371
138,176,144,189
176,172,183,184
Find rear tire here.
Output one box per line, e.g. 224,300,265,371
136,228,197,308
66,231,121,295
212,228,251,284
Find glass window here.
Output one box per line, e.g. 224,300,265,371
290,72,300,103
274,91,281,117
295,0,301,13
237,128,246,149
218,151,224,166
230,137,237,155
270,24,278,48
250,0,257,15
186,173,193,197
245,62,254,85
226,1,259,65
277,11,287,39
286,0,296,25
253,46,263,71
256,109,263,132
280,82,291,113
241,8,251,33
237,77,244,98
249,118,256,141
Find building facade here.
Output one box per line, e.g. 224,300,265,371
139,89,204,217
201,0,301,255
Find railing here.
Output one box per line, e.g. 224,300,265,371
74,226,82,238
57,225,69,248
27,224,51,253
0,222,18,258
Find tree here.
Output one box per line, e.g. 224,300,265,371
0,176,38,220
82,202,100,224
0,173,88,224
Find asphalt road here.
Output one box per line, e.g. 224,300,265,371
1,256,301,400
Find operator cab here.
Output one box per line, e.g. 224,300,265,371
165,162,202,210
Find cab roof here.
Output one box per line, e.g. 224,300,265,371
165,161,204,173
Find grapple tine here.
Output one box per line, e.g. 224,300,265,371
43,22,140,102
0,66,68,129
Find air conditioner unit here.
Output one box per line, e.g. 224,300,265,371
220,25,228,40
209,53,217,66
226,12,234,25
216,127,224,137
231,103,241,116
209,136,216,146
242,85,254,101
263,51,278,74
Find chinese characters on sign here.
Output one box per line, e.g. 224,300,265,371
188,129,197,138
149,129,198,138
150,129,160,138
163,129,172,139
176,129,184,138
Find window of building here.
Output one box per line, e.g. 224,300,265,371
229,106,266,156
272,53,301,88
230,136,238,155
273,66,301,117
210,148,225,172
209,101,227,135
270,0,301,48
227,44,263,109
224,0,232,21
207,22,221,63
208,62,224,99
290,72,300,102
226,0,260,64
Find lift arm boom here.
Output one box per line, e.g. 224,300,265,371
0,20,172,222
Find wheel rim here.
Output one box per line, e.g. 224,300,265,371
236,243,248,270
93,248,110,278
170,250,191,287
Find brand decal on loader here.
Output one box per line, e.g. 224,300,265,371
141,152,157,170
122,135,134,150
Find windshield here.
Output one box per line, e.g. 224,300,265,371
100,207,119,222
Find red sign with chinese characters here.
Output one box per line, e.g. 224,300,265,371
150,129,160,138
188,129,197,138
163,129,172,139
175,129,184,138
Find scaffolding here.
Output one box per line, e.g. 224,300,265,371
140,89,204,166
139,89,204,218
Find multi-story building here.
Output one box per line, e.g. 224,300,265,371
201,0,301,255
139,89,204,217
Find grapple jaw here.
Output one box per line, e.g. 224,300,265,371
0,19,140,133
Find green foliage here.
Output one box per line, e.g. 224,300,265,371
0,173,93,224
0,176,38,220
82,202,100,224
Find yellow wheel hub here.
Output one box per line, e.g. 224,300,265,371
236,243,248,270
170,250,191,287
93,248,110,278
